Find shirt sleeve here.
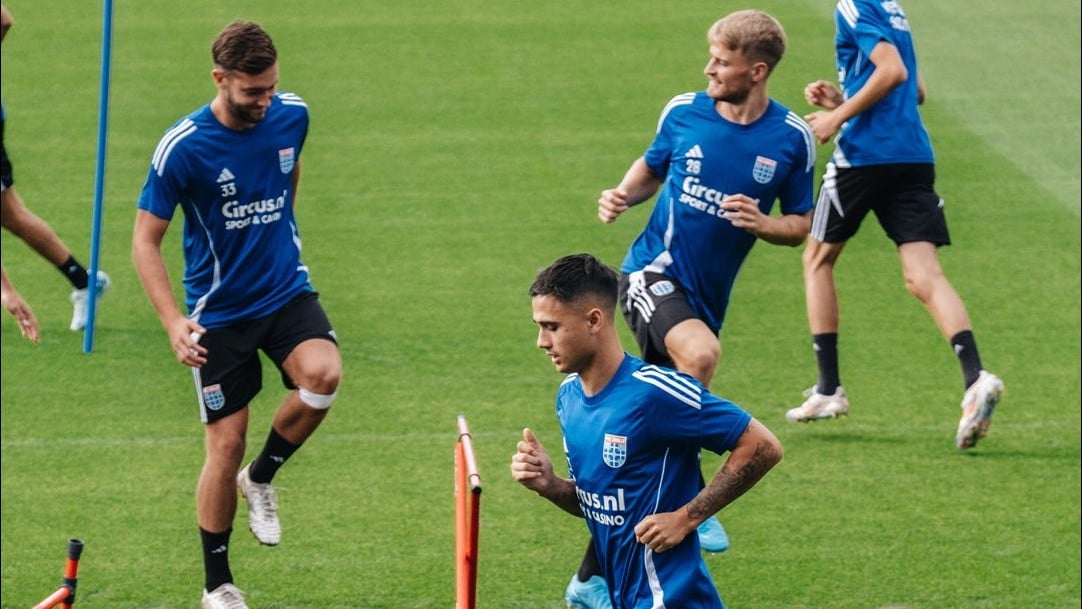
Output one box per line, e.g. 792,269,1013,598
643,95,685,177
642,371,752,456
137,126,189,220
777,118,816,216
698,392,752,456
849,0,893,57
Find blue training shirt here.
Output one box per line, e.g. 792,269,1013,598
556,354,752,609
621,92,815,334
830,0,934,167
137,93,312,328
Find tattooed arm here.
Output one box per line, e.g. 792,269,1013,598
633,418,783,552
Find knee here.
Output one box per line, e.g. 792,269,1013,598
802,240,839,276
298,387,338,410
207,430,247,464
690,343,720,372
0,206,19,231
675,342,719,383
1,191,25,230
903,268,941,302
300,361,341,407
291,349,341,395
304,362,341,395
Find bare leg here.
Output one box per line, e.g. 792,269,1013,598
898,241,972,339
663,318,720,388
802,238,846,335
198,408,249,533
1,186,75,267
273,338,341,444
786,237,851,421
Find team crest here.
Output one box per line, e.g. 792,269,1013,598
602,434,627,468
752,155,777,184
202,384,225,411
649,281,675,297
278,147,296,174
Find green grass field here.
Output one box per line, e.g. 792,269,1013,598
2,1,1079,608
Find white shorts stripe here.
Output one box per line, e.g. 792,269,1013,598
811,163,842,241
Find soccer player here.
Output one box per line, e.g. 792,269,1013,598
1,4,110,332
513,253,783,609
2,265,40,343
788,0,1004,450
131,21,342,609
584,9,814,606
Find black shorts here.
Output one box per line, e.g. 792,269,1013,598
811,163,951,246
618,272,699,369
193,291,338,423
1,116,13,190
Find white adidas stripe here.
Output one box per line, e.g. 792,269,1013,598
152,119,196,176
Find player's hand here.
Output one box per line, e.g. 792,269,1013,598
169,318,207,368
3,292,39,343
804,80,842,109
720,194,765,234
634,509,695,553
803,110,842,145
511,428,555,493
598,188,630,224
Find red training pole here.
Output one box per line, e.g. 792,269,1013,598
455,416,482,609
32,538,84,609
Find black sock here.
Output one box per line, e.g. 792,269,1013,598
200,527,233,592
57,255,89,290
813,333,840,394
248,428,300,484
576,539,602,581
950,330,983,388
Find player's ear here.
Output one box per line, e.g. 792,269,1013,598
751,61,770,82
585,306,605,332
211,67,227,87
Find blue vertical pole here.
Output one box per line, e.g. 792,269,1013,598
83,0,112,353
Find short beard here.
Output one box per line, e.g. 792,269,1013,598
226,98,265,126
711,88,749,105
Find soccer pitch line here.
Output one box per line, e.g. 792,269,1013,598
3,418,1077,452
792,0,1080,215
907,1,1081,216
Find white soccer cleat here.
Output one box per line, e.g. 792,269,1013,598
69,270,111,331
786,386,849,422
202,583,249,609
237,464,281,545
956,371,1004,449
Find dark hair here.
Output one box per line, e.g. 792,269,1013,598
212,21,277,74
529,253,619,311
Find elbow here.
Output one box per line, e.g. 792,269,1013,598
890,64,910,90
131,240,148,264
897,67,909,87
783,217,812,247
786,233,808,248
874,57,908,90
763,436,783,469
751,435,784,476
